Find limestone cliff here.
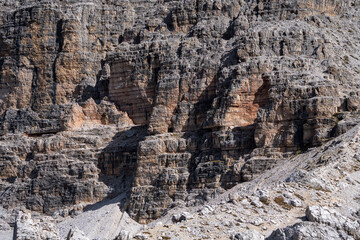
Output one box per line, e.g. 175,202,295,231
0,0,359,228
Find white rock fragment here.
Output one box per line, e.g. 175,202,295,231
290,198,303,207
172,212,194,223
231,229,264,240
199,205,214,215
115,230,132,240
66,227,89,240
250,218,264,226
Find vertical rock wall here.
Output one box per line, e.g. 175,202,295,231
0,0,359,224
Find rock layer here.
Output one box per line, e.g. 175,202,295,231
0,0,360,225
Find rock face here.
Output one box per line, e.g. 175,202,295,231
0,0,133,114
111,0,360,223
131,122,360,239
0,0,360,226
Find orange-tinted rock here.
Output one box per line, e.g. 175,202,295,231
0,0,359,225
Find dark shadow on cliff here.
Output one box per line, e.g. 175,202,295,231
76,69,109,104
183,71,272,204
83,125,147,213
254,75,270,109
87,70,273,219
82,192,127,213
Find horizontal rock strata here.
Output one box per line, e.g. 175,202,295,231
0,0,359,224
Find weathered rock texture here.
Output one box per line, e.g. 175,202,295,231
14,210,60,240
0,0,360,226
267,205,360,239
131,118,360,240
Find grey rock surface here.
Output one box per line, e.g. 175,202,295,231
66,227,89,240
266,222,344,240
231,229,264,240
14,210,60,240
306,206,360,238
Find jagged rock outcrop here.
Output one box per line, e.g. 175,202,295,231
305,206,359,238
0,0,360,226
267,222,345,240
231,230,264,240
267,206,360,240
0,98,132,135
14,210,60,240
